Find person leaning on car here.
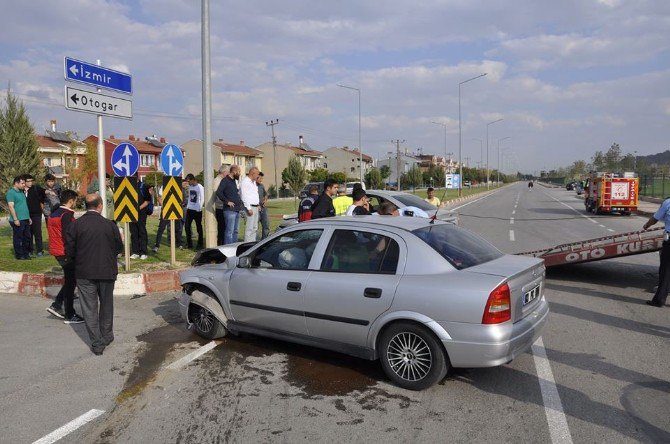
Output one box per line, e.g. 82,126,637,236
310,179,338,219
298,185,319,222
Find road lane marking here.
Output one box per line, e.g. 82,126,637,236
166,340,219,370
510,218,514,224
607,228,615,232
532,337,573,444
542,190,599,224
512,210,516,215
450,187,504,211
509,230,515,241
33,409,105,444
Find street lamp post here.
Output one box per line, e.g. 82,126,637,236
459,73,487,196
337,84,363,183
486,118,503,189
431,121,447,186
497,136,510,184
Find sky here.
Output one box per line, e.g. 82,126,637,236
1,0,669,174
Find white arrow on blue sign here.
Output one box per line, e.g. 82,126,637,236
64,57,132,95
160,144,184,176
111,143,139,177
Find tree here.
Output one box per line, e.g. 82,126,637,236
67,140,97,192
281,155,307,200
591,151,605,171
380,165,391,181
604,143,622,171
403,165,423,190
308,167,329,182
422,163,446,188
328,172,346,184
0,90,42,194
365,168,383,189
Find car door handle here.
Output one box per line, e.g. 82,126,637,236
364,287,382,298
287,282,302,292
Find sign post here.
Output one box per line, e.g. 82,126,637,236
160,144,184,266
112,143,140,271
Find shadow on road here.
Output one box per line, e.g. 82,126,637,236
547,260,657,291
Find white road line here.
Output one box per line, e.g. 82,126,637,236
509,230,515,241
607,228,615,232
450,187,504,211
542,190,599,224
33,409,105,444
510,218,514,224
166,340,219,370
599,224,606,228
532,337,573,444
512,210,516,215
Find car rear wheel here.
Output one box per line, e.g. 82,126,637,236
379,322,449,390
188,303,227,339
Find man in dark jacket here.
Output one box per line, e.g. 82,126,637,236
66,194,124,355
46,189,83,324
23,174,46,256
311,179,338,219
216,165,244,244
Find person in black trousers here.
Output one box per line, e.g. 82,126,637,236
66,194,124,355
23,174,46,256
129,182,152,259
643,200,670,307
46,189,84,324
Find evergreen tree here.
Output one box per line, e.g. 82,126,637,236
281,155,307,200
364,167,383,189
0,90,42,195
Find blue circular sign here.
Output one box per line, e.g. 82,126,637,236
111,143,139,177
160,144,184,176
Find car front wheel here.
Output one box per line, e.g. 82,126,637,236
379,322,449,390
188,303,227,339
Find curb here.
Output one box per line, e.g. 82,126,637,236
6,269,184,298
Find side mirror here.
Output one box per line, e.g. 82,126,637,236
238,256,251,268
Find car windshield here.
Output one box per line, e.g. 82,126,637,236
393,194,436,211
412,224,503,270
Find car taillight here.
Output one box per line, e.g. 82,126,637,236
482,283,511,324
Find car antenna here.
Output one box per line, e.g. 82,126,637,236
430,186,449,224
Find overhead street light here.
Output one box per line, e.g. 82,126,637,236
497,136,511,184
431,121,448,182
337,84,363,183
486,118,503,190
458,73,487,196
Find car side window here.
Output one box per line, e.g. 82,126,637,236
251,229,323,270
367,195,386,214
321,229,399,274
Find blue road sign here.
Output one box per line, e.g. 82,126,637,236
111,143,139,177
452,173,461,189
64,57,132,95
160,144,184,176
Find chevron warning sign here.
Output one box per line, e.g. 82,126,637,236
161,176,183,220
113,177,139,223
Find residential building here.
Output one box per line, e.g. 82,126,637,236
37,120,88,193
181,139,263,177
376,154,421,187
322,146,373,179
415,154,458,173
255,136,323,190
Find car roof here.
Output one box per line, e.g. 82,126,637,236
301,215,443,231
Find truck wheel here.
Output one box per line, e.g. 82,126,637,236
622,211,631,216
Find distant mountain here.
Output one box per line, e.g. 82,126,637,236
638,150,670,166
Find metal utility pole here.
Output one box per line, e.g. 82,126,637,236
95,60,107,219
472,138,483,179
337,84,363,183
201,0,216,248
431,121,447,185
392,139,405,191
266,119,279,192
459,73,487,196
486,118,503,190
497,136,510,184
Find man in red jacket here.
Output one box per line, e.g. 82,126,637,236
46,189,84,324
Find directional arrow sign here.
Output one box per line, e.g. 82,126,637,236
111,143,139,177
161,176,184,220
64,57,132,94
65,86,132,120
160,144,184,176
113,177,139,223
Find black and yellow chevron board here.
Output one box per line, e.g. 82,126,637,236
161,176,184,220
113,176,139,223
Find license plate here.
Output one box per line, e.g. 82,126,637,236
523,285,540,306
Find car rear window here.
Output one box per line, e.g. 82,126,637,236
412,224,503,270
393,194,436,211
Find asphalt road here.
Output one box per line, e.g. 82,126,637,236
1,182,668,443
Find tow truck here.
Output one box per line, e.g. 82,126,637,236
584,171,638,215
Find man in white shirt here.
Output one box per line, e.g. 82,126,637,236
185,173,205,249
240,167,260,242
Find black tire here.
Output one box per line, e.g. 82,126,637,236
378,322,449,390
188,303,227,339
622,211,631,216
